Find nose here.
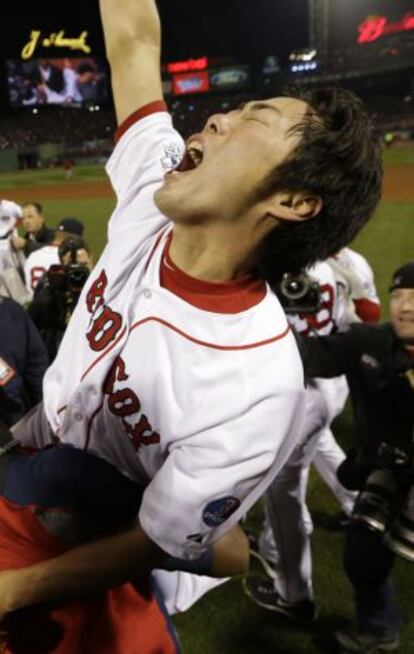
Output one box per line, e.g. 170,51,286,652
204,113,231,135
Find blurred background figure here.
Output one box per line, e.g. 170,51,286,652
0,295,48,428
28,234,92,361
24,216,84,291
0,199,31,305
11,202,55,257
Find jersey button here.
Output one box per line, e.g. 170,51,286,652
143,289,152,299
74,412,84,421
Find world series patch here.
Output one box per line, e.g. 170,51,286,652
202,496,241,527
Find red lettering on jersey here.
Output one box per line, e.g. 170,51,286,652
102,356,161,450
30,266,46,289
299,284,335,335
86,270,108,314
103,356,128,395
108,388,141,417
87,306,123,351
124,415,160,450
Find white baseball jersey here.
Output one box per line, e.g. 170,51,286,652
334,247,379,303
0,199,22,239
18,103,306,560
261,262,352,603
287,261,348,422
0,200,23,275
24,245,59,290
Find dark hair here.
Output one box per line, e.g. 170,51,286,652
58,236,90,263
254,86,383,283
23,202,43,215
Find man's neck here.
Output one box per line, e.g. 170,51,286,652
169,224,257,283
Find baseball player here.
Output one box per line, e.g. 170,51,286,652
246,251,381,621
1,0,381,644
246,261,354,621
24,244,60,291
0,199,23,274
24,218,87,291
311,248,381,509
0,199,31,305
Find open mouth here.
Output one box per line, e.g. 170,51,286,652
174,140,204,173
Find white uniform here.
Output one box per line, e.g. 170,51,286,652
24,245,59,291
0,199,23,275
328,247,380,324
259,261,355,602
14,105,305,563
312,247,381,496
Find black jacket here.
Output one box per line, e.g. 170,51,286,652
23,224,55,257
298,323,414,471
0,297,48,425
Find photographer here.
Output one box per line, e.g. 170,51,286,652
28,236,93,362
298,262,414,653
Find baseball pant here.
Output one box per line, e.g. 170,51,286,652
259,380,355,603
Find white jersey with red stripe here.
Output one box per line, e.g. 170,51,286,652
24,245,59,290
334,247,379,304
328,247,381,324
287,261,348,420
287,261,345,336
20,104,305,560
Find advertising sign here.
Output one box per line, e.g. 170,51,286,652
210,66,251,91
172,71,210,96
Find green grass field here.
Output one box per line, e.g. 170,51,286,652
3,154,413,653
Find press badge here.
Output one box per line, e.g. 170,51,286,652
0,357,16,386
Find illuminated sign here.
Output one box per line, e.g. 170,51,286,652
358,12,414,44
210,66,251,90
172,71,210,96
167,57,208,73
21,30,91,60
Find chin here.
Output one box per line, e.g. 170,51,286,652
154,185,189,224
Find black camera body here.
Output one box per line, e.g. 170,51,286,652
272,272,321,314
352,442,414,562
47,263,90,294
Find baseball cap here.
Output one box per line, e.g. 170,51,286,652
57,217,84,236
389,262,414,291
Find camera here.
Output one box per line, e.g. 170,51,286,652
47,263,90,295
272,272,321,314
351,442,414,562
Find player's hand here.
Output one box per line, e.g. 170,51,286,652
0,569,27,615
10,234,26,251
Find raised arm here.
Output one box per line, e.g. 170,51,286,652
100,0,163,125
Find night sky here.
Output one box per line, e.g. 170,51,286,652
2,0,309,68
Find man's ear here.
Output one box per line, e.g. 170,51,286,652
265,191,323,223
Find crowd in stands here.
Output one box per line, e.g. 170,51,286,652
0,86,413,157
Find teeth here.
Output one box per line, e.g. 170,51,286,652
187,141,204,167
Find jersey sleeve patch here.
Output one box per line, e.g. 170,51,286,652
202,496,241,527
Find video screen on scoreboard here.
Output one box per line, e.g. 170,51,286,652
328,0,414,50
6,57,109,107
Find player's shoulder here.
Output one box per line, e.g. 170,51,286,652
0,199,22,217
341,247,372,273
308,260,335,286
